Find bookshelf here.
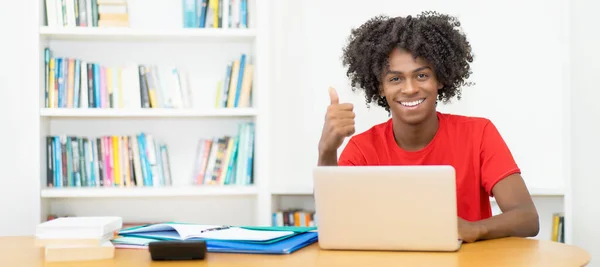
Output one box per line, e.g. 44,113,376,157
37,0,273,227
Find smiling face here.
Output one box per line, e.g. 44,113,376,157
381,48,444,126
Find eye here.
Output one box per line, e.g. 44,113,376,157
389,77,400,82
417,73,429,80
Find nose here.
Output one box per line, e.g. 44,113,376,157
401,79,419,95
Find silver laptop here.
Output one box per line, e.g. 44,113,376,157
313,165,462,252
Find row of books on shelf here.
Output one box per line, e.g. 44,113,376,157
272,210,317,227
183,0,249,29
45,122,255,188
551,212,565,243
192,122,254,185
46,133,172,188
215,53,253,108
43,48,253,110
45,0,129,28
43,48,193,109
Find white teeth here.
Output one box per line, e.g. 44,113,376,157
400,99,425,107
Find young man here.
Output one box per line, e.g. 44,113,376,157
317,11,539,243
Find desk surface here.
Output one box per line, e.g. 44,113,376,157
0,236,590,267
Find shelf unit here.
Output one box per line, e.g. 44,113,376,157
36,0,273,227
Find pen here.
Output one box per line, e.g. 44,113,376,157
200,225,230,233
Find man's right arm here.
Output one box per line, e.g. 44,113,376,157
317,86,356,165
318,138,366,166
318,150,338,166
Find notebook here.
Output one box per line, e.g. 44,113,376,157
118,223,296,242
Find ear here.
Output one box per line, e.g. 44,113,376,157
437,82,444,90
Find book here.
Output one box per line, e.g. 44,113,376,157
44,240,115,262
35,230,116,247
118,223,295,242
35,216,123,240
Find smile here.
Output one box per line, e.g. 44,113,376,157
398,98,425,107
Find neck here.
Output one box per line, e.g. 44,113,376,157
392,112,439,151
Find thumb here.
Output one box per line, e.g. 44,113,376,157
328,86,339,105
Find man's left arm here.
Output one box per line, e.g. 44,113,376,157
463,173,540,242
459,120,540,242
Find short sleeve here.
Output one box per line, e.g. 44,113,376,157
338,138,367,166
480,120,521,197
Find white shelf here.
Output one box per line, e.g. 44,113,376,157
272,186,565,197
40,108,258,118
41,185,258,198
271,186,313,195
526,187,565,196
39,26,257,42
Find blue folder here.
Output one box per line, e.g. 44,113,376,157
206,232,318,254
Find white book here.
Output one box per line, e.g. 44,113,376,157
178,70,192,108
80,60,88,108
86,0,93,26
120,64,141,109
222,0,229,29
130,136,144,186
55,0,64,26
45,0,58,27
66,0,76,27
145,134,160,186
157,66,175,108
36,230,115,247
36,216,122,240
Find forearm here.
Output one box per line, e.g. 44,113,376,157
318,150,338,166
474,206,539,240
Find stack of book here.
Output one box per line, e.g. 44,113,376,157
35,216,123,262
112,222,318,254
98,0,129,27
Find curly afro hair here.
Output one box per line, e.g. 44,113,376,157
341,11,474,113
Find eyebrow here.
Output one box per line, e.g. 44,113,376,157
386,66,431,75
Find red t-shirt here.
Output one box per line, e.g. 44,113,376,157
338,112,520,221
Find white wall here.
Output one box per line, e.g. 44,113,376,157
0,1,42,235
269,0,569,242
270,0,569,194
570,0,600,264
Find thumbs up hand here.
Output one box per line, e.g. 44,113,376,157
318,87,356,155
